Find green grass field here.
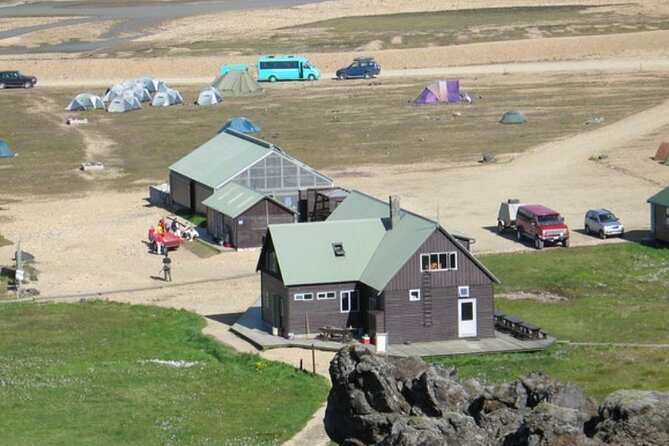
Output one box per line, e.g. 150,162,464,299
431,243,669,400
0,301,329,446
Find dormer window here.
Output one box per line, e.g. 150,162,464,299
332,242,345,257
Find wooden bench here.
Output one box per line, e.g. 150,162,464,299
318,326,355,343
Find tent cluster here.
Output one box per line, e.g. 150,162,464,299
64,76,185,113
64,70,265,112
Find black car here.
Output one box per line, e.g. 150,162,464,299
0,70,37,89
336,56,380,80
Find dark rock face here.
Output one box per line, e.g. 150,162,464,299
324,347,669,446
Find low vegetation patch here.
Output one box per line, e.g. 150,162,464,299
431,243,669,399
109,5,669,56
0,301,329,445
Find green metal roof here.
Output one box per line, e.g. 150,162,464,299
169,130,271,189
327,191,441,289
269,190,498,289
648,187,669,207
328,191,498,288
202,182,295,218
270,219,386,286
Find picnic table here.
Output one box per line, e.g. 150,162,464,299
318,326,356,343
494,311,547,340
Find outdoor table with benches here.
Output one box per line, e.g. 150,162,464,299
318,326,356,343
494,311,547,340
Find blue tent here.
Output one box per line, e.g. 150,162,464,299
0,140,15,158
218,117,261,134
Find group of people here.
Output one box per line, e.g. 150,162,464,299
147,217,199,255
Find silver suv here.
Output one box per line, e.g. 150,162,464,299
584,209,624,239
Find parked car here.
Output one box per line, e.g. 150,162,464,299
515,204,570,249
0,70,37,89
336,56,380,80
584,209,624,239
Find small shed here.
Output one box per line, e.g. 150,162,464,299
149,183,171,206
203,182,296,249
647,186,669,243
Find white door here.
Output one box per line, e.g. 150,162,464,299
458,298,477,338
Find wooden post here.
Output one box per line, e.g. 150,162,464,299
305,313,310,335
311,344,316,375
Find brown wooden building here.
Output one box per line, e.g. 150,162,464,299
648,186,669,243
203,182,296,249
256,191,499,345
169,129,332,215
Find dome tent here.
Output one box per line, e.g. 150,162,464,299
107,95,141,113
0,140,15,157
196,86,222,106
500,111,527,124
415,80,460,104
65,93,105,111
218,117,261,134
152,88,183,107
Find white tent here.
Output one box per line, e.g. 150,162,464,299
107,95,141,113
102,84,126,103
137,76,165,93
65,93,105,111
196,86,222,106
151,88,183,107
130,85,152,102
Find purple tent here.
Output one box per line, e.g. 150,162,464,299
447,80,460,102
415,87,439,104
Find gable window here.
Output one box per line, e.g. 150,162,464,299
317,291,336,300
267,251,278,273
332,242,346,257
294,293,313,301
340,290,359,313
420,252,457,272
458,286,470,298
409,289,421,301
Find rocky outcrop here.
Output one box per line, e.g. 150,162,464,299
324,347,669,446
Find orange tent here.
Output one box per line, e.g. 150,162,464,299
653,142,669,161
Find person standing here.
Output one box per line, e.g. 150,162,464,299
155,231,164,255
162,252,172,282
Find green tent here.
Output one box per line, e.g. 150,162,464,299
500,111,527,124
211,70,264,97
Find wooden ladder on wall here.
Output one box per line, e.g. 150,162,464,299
422,272,433,327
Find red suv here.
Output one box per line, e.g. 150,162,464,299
515,205,570,249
